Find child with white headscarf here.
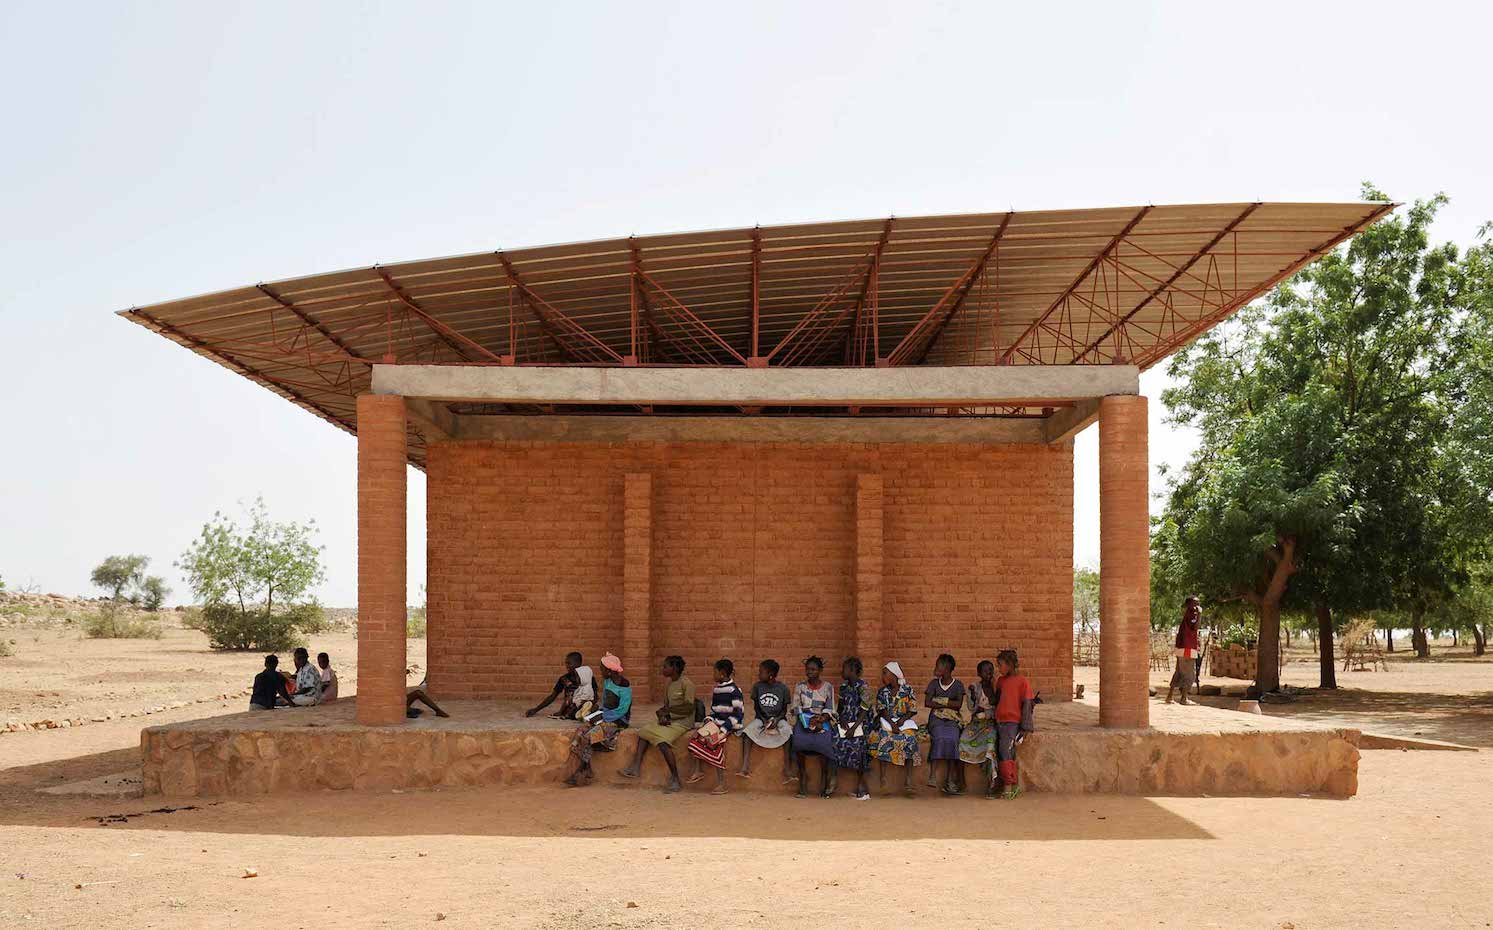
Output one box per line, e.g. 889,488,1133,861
866,660,922,796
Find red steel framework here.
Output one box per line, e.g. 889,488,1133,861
119,203,1396,461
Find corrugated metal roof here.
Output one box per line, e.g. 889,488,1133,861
119,201,1393,466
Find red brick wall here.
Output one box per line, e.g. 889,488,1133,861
426,440,1074,704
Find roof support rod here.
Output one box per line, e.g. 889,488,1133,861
1072,203,1260,364
911,213,1012,365
1130,202,1396,369
887,213,1012,366
373,268,505,364
841,217,895,366
748,226,762,361
631,261,747,364
497,253,624,364
256,284,366,361
1000,206,1151,364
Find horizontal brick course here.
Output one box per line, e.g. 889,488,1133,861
426,439,1074,702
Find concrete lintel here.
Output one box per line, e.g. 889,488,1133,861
1043,398,1102,444
372,363,1139,407
453,414,1044,445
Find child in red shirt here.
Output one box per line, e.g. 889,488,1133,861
993,649,1037,800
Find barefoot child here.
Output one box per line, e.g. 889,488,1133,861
867,661,921,796
619,656,695,793
687,659,745,794
924,654,965,795
993,649,1036,800
738,659,792,779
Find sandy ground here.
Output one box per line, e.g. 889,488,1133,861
3,618,1491,928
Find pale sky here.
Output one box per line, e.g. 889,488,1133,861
2,1,1489,606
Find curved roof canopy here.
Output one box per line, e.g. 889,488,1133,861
120,201,1392,460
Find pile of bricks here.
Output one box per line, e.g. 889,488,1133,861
1209,644,1258,680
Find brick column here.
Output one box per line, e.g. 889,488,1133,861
622,473,654,702
1098,394,1150,728
356,394,408,726
854,474,884,671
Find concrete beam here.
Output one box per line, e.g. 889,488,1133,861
1042,398,1101,444
372,363,1139,407
455,414,1044,445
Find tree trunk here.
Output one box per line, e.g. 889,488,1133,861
1257,599,1283,693
1385,627,1394,652
1472,625,1486,658
1251,536,1296,695
1412,610,1429,659
1316,603,1337,690
1451,630,1458,647
1283,625,1292,648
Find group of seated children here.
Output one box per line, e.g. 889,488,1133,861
556,649,1036,800
249,648,338,710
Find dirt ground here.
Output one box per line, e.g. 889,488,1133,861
3,614,1492,928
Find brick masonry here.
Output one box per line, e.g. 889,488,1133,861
1098,395,1151,728
356,394,408,726
425,440,1075,703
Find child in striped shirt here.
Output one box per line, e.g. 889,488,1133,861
687,658,745,795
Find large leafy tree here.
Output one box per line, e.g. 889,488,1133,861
1154,187,1493,692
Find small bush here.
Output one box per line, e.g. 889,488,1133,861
406,610,427,639
0,638,12,657
84,603,163,640
196,602,326,651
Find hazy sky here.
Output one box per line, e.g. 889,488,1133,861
2,1,1489,606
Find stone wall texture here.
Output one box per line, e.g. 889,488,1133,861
141,722,1361,798
424,439,1076,702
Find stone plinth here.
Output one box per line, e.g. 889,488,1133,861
142,698,1360,799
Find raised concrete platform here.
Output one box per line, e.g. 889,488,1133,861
142,697,1361,799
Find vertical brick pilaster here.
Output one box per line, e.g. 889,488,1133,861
622,473,654,702
854,473,884,672
1098,394,1150,728
356,394,408,726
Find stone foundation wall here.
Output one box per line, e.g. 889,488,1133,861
142,723,1359,799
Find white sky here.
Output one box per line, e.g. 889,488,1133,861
2,1,1489,606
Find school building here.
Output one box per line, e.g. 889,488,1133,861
124,203,1388,796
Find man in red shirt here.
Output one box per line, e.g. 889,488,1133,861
992,649,1036,800
1166,596,1203,705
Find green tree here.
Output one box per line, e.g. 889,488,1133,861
176,498,327,650
138,575,170,611
90,554,149,601
1073,566,1099,636
1155,187,1493,692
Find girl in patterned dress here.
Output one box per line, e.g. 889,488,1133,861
867,661,921,797
831,656,872,800
789,656,836,798
958,659,999,797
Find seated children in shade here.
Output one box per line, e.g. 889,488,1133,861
317,652,338,702
993,649,1037,800
737,659,792,780
867,661,921,795
831,656,872,800
619,655,695,793
525,651,594,719
789,656,836,799
958,659,999,797
686,658,745,794
249,654,292,710
924,653,965,794
565,652,632,787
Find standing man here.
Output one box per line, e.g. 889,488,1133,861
1165,596,1202,705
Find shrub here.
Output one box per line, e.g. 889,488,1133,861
406,610,427,638
195,602,328,651
0,638,12,657
139,576,170,611
83,603,163,640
